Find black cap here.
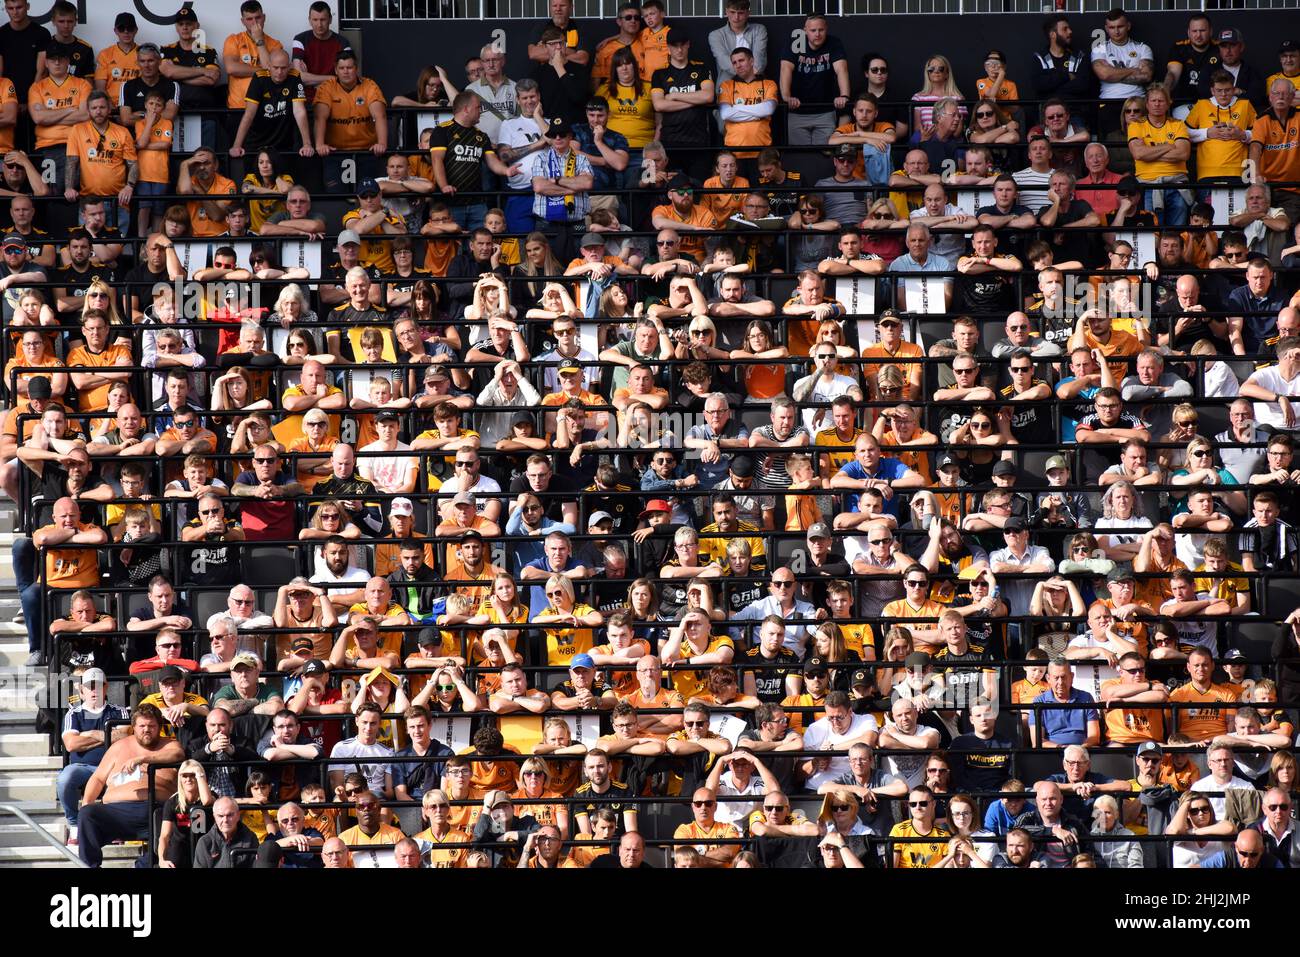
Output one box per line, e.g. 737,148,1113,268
115,12,138,30
850,669,870,687
176,6,199,22
460,528,484,541
1003,517,1028,533
158,665,186,683
666,26,690,45
665,172,692,192
547,119,574,138
991,459,1017,477
804,656,828,675
904,651,931,670
302,659,328,677
1107,564,1136,583
374,410,401,423
1280,39,1299,54
833,143,857,159
26,376,52,400
935,452,959,470
730,455,754,478
45,46,69,60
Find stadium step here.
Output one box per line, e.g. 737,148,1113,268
0,820,66,847
0,843,139,868
0,639,31,667
0,733,52,757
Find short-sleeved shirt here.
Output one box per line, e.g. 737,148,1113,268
651,60,714,145
740,646,801,703
889,819,952,868
1168,683,1237,740
429,120,495,198
1250,108,1300,194
717,76,778,151
65,342,131,411
242,69,307,151
1127,117,1190,180
66,120,137,196
1091,38,1154,100
29,75,92,149
160,41,221,108
314,76,386,151
779,35,847,115
1029,689,1098,745
133,116,173,185
186,173,238,238
95,44,141,103
1185,96,1256,178
223,31,285,109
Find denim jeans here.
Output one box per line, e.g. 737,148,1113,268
13,536,42,653
56,763,96,826
450,203,488,231
1144,182,1191,227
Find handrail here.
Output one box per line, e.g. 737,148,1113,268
0,803,87,867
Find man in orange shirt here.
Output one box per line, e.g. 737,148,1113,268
592,2,646,91
66,311,131,411
176,147,236,238
94,12,141,105
651,174,718,262
64,90,136,235
223,0,283,110
17,496,106,664
1100,651,1168,745
1168,647,1239,742
717,46,778,169
1069,310,1142,380
28,46,91,196
313,49,387,193
1249,77,1300,226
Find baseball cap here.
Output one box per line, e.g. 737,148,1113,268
2,233,26,251
424,365,450,381
80,667,107,687
665,172,692,192
511,411,534,426
804,656,828,675
460,528,483,541
374,410,401,424
904,651,931,670
158,665,186,684
1280,39,1299,54
1002,516,1027,533
1136,741,1163,758
570,653,595,670
547,119,573,138
26,376,52,400
389,497,414,517
936,452,960,471
336,229,361,248
357,178,380,197
451,491,476,507
850,669,871,687
1107,564,1136,583
639,499,672,519
176,5,199,22
984,49,1006,63
833,143,856,159
231,652,260,670
666,26,690,45
1216,28,1242,43
417,628,442,647
992,460,1017,477
44,46,69,60
877,310,902,326
557,360,582,375
115,13,138,30
1045,454,1069,472
807,522,832,540
580,232,604,248
302,659,329,677
1223,648,1246,661
483,789,513,810
588,510,614,528
730,455,755,478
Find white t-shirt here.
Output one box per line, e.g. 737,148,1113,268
803,712,880,789
1065,633,1119,700
800,373,860,433
1245,365,1300,428
1173,838,1227,868
310,564,371,602
1091,38,1154,99
328,737,395,795
1160,596,1219,655
435,474,503,516
358,441,418,493
1095,514,1152,545
497,114,546,190
714,769,767,830
1190,773,1255,819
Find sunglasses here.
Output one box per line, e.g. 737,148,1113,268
684,720,708,728
909,800,932,807
869,538,892,545
764,804,787,812
198,508,221,516
975,110,995,118
772,581,794,589
831,804,853,812
1266,804,1291,811
905,580,928,587
253,457,277,464
693,800,716,807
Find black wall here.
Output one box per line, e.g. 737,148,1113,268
345,10,1297,110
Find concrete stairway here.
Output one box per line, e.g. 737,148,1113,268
0,514,139,868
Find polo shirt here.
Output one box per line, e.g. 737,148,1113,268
1028,688,1098,745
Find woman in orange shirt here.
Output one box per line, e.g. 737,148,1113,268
5,328,66,408
512,757,570,837
701,150,750,224
731,319,788,400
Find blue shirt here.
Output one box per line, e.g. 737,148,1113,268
1225,285,1287,355
392,740,454,800
62,703,131,766
887,251,953,274
523,555,584,616
572,123,629,191
731,595,817,652
503,509,575,575
1028,688,1098,746
1201,848,1283,869
835,457,911,518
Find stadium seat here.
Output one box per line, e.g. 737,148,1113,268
243,545,300,586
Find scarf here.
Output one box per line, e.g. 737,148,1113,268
543,148,578,222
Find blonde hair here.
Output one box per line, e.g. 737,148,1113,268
175,759,212,812
545,574,575,607
919,54,962,97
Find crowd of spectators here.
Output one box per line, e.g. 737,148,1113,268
2,0,1300,870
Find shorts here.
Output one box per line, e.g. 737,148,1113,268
136,180,169,213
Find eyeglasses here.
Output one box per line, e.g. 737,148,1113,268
975,110,994,118
692,800,716,807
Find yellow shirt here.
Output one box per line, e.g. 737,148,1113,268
1192,563,1250,606
1184,97,1257,179
696,520,766,568
1127,117,1190,180
337,822,406,846
889,819,952,868
536,603,598,667
341,206,404,273
413,826,469,867
1265,72,1300,95
600,82,655,147
223,31,285,108
668,635,735,701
